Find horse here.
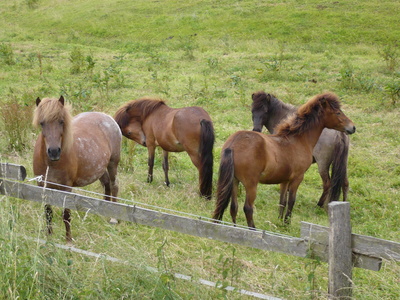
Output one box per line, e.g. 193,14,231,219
212,92,355,227
114,98,215,199
33,96,122,242
251,91,350,207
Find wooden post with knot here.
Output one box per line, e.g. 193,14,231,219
328,202,352,299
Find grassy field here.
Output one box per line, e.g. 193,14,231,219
0,0,399,299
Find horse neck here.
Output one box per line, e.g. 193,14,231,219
290,121,325,154
268,103,296,133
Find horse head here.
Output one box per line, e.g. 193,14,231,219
114,103,147,147
33,96,73,161
251,91,273,132
319,93,356,135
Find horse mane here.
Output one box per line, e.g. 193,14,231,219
114,98,166,129
252,91,295,113
274,92,341,137
33,97,74,151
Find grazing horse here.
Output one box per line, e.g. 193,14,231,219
213,92,355,227
114,98,215,199
251,91,350,207
33,96,122,242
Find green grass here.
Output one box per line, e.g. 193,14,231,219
1,0,399,299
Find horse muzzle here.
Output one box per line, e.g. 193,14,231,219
345,125,356,135
47,147,61,161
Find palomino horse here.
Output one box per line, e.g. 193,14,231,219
251,91,350,207
114,98,215,199
33,96,122,242
213,92,355,227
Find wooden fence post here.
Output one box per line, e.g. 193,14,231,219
328,202,352,299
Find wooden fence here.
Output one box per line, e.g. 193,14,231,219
1,163,399,299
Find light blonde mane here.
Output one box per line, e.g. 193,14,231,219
33,97,74,151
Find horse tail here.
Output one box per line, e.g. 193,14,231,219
212,148,234,221
328,132,350,203
199,119,215,200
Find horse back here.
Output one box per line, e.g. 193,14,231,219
146,106,212,153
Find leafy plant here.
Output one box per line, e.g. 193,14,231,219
379,42,399,72
385,78,400,106
0,97,32,152
0,43,15,65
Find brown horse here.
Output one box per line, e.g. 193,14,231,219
33,96,122,242
251,91,350,207
114,98,215,199
213,92,355,227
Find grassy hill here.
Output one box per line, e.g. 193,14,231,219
1,0,399,299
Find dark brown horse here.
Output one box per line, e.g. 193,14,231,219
213,92,355,227
114,98,215,199
251,91,350,207
33,96,122,242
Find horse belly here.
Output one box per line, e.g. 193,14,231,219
73,136,112,187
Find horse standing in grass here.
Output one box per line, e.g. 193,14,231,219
114,98,215,199
33,96,122,242
213,92,355,227
251,91,350,207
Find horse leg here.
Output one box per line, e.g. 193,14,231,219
284,178,303,224
316,165,330,208
45,204,53,235
342,176,349,202
147,146,155,183
162,150,170,186
108,163,119,201
100,171,111,201
100,170,118,225
63,208,72,243
279,182,289,220
230,179,239,224
243,184,257,228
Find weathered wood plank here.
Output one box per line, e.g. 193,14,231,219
328,202,352,299
0,179,310,259
301,222,400,262
301,222,382,271
0,178,392,272
0,163,26,181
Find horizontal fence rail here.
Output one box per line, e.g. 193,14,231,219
301,222,400,263
1,163,398,275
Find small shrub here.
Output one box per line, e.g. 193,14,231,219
338,64,355,89
379,42,399,72
0,43,15,65
26,0,40,9
69,47,85,74
0,99,32,152
178,34,198,60
385,78,400,106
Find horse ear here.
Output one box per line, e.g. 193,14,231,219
320,96,327,106
59,96,65,106
36,97,41,106
266,94,272,102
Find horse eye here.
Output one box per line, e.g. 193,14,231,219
59,120,64,126
40,122,44,127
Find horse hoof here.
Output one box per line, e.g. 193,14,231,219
109,218,118,225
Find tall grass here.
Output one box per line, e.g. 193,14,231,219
0,0,399,299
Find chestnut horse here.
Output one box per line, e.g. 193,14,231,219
251,91,350,207
114,98,215,199
33,96,122,242
213,92,355,227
